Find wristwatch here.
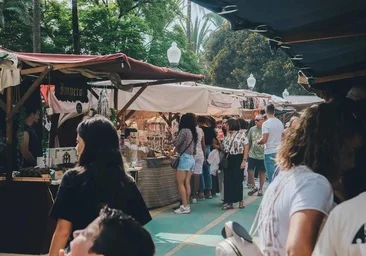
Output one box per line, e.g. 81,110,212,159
243,159,247,162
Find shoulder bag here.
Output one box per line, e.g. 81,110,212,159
219,132,239,170
171,138,194,169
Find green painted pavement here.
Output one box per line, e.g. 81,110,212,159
145,187,262,256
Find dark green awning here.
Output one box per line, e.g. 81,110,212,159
192,0,366,91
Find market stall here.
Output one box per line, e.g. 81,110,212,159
83,81,275,209
0,48,203,254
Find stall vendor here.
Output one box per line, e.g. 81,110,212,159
122,128,138,164
20,106,42,167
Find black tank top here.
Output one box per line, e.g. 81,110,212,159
23,124,42,167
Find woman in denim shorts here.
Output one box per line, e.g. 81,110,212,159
171,113,198,214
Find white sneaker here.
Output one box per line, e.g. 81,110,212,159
191,198,197,204
174,205,191,214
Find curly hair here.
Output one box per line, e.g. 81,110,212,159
277,101,362,183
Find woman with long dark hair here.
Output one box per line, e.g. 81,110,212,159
170,113,198,214
49,116,151,256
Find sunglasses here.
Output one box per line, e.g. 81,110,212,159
255,119,263,122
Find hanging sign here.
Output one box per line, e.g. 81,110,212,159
242,110,260,120
54,77,89,103
210,100,232,109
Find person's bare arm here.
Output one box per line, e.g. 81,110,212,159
165,147,176,158
20,131,36,165
247,130,252,152
257,133,269,145
49,219,72,256
286,210,326,256
241,144,249,169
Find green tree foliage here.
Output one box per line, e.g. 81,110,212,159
0,0,202,74
203,24,310,96
0,0,32,51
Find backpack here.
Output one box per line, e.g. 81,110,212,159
216,221,263,256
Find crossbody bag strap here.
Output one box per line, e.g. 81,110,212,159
180,138,193,156
225,239,243,256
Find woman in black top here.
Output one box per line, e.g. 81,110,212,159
49,116,151,256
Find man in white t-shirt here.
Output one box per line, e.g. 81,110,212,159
258,104,284,183
313,191,366,256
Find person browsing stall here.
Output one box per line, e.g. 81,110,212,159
222,119,249,210
168,113,198,214
49,116,151,256
247,114,266,196
257,104,284,183
192,118,205,204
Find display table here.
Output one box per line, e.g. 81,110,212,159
0,178,55,254
136,157,179,209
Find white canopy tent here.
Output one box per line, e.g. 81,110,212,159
95,81,246,115
46,80,284,128
110,83,210,113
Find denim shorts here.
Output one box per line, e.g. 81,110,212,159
178,153,195,171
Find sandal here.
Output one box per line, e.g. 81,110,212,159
222,204,234,210
239,201,245,209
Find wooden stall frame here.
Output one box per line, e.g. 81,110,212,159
5,87,12,181
5,66,53,181
158,112,179,128
117,84,149,119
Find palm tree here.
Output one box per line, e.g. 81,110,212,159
206,12,226,29
178,9,212,54
177,1,226,54
186,0,191,49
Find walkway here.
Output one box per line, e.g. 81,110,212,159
145,187,262,256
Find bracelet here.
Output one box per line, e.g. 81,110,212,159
242,159,247,162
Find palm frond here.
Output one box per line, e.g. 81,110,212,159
192,15,200,52
196,16,211,53
205,12,226,28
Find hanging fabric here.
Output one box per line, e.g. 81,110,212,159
97,89,111,118
249,97,255,109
